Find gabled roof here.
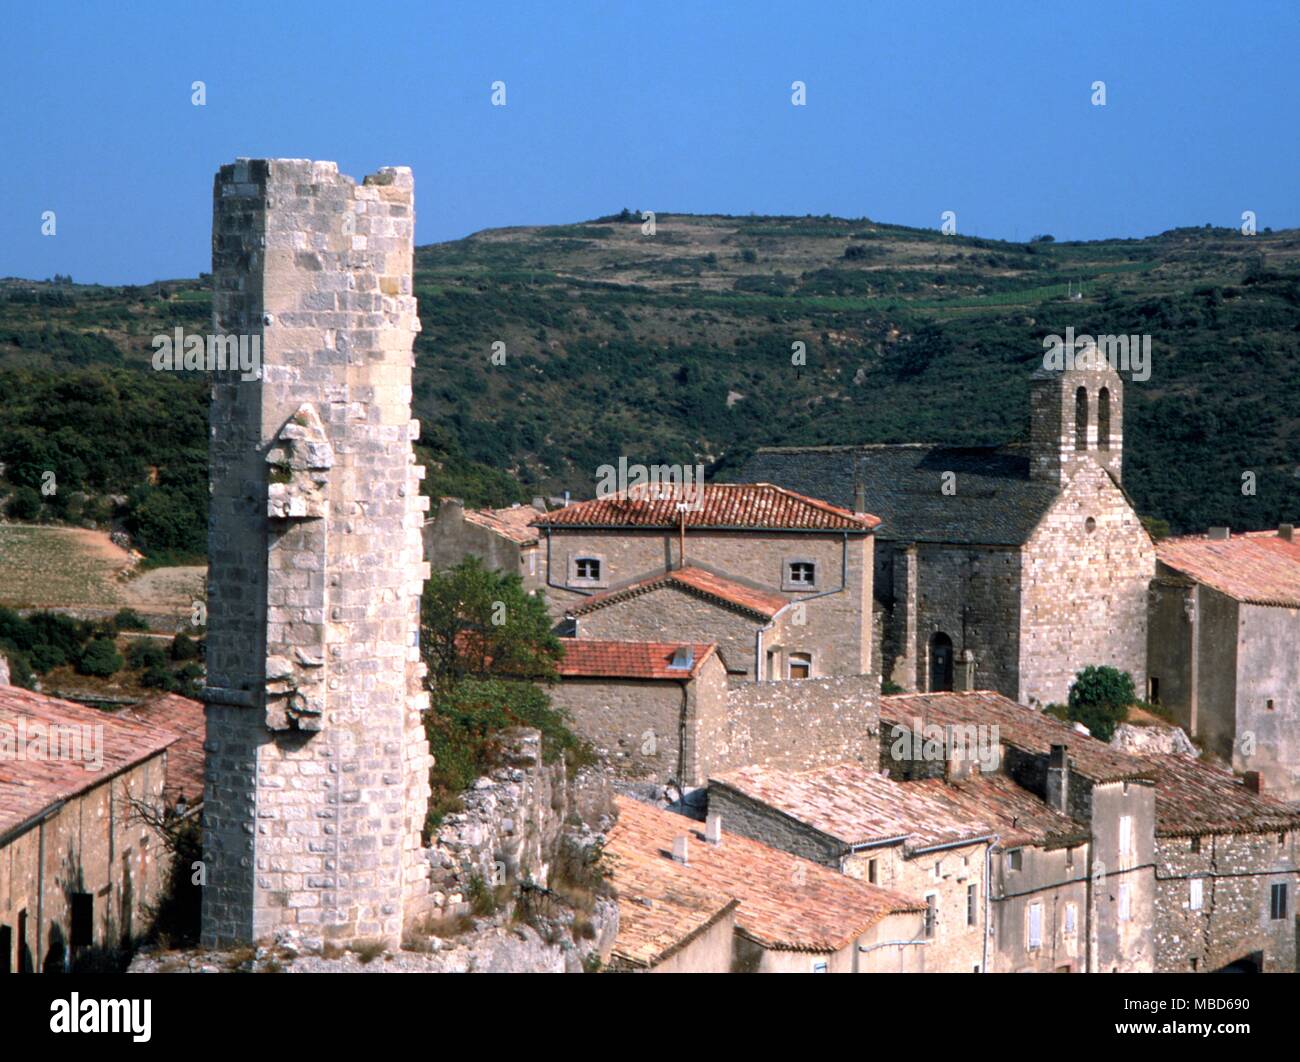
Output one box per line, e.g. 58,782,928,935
1137,753,1300,838
531,482,878,532
112,693,205,806
881,691,1154,785
740,444,1060,546
556,639,718,680
571,566,788,621
606,797,923,954
0,686,178,837
456,501,544,546
1156,530,1300,608
713,762,1087,852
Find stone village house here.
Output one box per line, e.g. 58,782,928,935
741,351,1155,707
424,498,548,597
531,482,880,682
1148,526,1300,802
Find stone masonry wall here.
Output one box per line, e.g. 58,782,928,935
203,159,431,948
1153,831,1298,973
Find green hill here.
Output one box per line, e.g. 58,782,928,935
3,212,1300,556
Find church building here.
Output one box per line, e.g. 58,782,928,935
742,347,1154,708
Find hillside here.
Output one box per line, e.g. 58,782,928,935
3,213,1300,552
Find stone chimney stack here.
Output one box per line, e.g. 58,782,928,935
202,159,432,949
1046,744,1070,814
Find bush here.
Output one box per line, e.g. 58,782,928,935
77,637,124,677
1065,666,1136,742
6,486,42,520
126,639,168,671
141,664,177,691
170,633,199,661
113,608,150,631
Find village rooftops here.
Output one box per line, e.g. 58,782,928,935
571,565,789,621
531,482,879,533
1155,527,1300,608
607,796,923,953
882,690,1154,786
557,639,720,681
111,693,206,807
713,762,1088,853
1137,753,1300,839
448,499,544,546
0,685,178,839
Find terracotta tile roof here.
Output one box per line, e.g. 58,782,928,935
572,566,789,621
607,796,923,953
1136,754,1300,838
713,762,1087,852
0,685,178,837
557,639,717,680
456,501,544,546
532,483,879,532
112,693,205,806
881,691,1154,785
1156,530,1300,607
605,841,738,970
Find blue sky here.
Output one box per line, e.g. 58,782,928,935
3,0,1296,284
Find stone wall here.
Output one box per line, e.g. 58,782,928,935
548,676,692,782
1153,831,1298,973
202,159,431,948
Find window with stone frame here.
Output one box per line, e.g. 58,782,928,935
1270,882,1288,921
923,893,937,938
783,558,818,590
568,553,607,588
788,651,812,680
1007,848,1023,872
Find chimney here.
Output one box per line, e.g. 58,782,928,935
705,813,722,845
1046,744,1070,813
853,482,867,514
943,724,972,783
1208,526,1230,541
1243,771,1262,795
531,496,547,513
672,835,690,865
1279,524,1294,542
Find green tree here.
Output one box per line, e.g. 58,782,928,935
420,557,561,686
1065,666,1136,742
77,637,124,677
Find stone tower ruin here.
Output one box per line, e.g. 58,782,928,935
202,159,432,947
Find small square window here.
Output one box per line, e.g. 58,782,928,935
575,558,600,580
1007,849,1023,872
788,652,812,680
788,561,816,586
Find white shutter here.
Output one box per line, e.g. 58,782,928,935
1118,883,1131,921
1028,902,1043,948
1189,878,1203,910
1119,815,1133,866
1064,903,1077,935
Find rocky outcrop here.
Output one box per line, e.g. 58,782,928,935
1110,722,1197,757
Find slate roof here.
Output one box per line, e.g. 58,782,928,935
606,796,923,953
713,762,1087,852
0,686,178,838
1156,530,1300,608
556,639,718,680
881,691,1154,785
531,482,878,532
112,693,206,806
1136,753,1300,839
457,501,544,546
571,566,789,621
739,443,1060,546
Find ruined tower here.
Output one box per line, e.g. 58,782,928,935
202,159,432,947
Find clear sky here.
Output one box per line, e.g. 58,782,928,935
3,0,1296,284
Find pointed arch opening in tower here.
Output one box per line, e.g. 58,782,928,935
1098,387,1111,451
1074,387,1089,451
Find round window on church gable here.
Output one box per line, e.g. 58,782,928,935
1085,516,1097,533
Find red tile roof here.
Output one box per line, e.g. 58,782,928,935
557,639,718,680
606,797,923,953
1156,530,1300,607
455,501,544,546
532,483,879,532
1136,753,1300,838
714,762,1087,851
572,566,789,621
881,691,1153,785
0,686,178,837
112,693,205,806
